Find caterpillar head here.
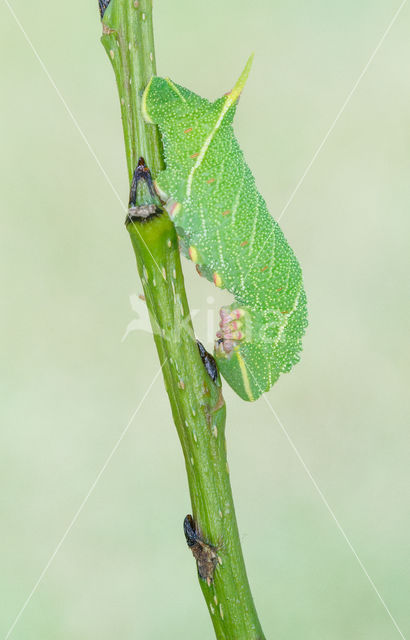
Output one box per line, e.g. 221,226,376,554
142,77,206,125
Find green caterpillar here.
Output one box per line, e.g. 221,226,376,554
142,56,308,401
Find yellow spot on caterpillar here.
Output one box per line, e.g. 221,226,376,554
190,152,200,159
188,246,199,263
167,239,172,248
184,127,193,134
210,604,215,615
207,178,215,184
167,201,181,217
214,595,218,605
213,272,223,288
236,351,254,401
219,604,224,620
221,209,230,216
109,49,115,59
161,267,167,280
212,425,218,438
240,241,249,247
178,380,185,390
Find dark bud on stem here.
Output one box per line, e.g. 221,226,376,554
183,514,198,548
197,340,219,383
183,515,219,585
99,0,111,19
126,157,163,225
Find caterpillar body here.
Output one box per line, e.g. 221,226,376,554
142,56,308,401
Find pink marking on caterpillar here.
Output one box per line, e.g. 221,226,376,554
217,306,246,355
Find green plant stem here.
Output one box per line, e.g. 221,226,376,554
100,2,265,637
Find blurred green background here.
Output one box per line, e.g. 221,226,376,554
1,0,409,638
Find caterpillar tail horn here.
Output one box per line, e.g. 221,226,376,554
227,53,254,105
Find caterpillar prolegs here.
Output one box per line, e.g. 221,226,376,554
142,56,308,401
